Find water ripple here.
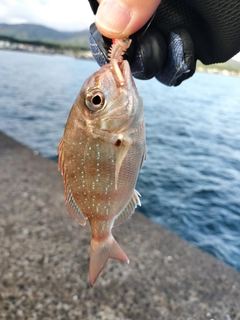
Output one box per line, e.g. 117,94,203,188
0,50,240,271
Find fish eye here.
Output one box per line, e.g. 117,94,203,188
85,90,105,112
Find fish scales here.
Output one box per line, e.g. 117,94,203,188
58,38,146,285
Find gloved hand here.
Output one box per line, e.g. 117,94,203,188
88,0,240,87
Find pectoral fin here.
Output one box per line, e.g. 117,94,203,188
113,189,141,227
115,137,132,189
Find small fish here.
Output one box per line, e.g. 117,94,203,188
58,38,146,286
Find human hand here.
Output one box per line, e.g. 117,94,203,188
93,0,161,39
88,0,240,86
88,0,195,86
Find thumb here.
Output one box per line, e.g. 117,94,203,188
95,0,161,38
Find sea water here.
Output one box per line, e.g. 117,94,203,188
0,50,240,271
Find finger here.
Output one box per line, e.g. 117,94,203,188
95,0,161,38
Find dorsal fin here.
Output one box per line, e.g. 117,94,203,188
57,139,86,226
113,189,141,227
65,187,87,226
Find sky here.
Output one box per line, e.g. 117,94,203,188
233,53,240,62
0,0,94,31
0,0,239,61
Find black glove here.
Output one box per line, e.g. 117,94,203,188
88,0,240,86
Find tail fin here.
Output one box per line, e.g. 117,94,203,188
89,234,129,286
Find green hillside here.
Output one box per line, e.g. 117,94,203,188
1,23,239,69
0,23,90,48
196,59,240,75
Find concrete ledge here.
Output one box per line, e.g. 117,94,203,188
0,131,240,320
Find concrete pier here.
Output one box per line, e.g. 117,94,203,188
0,131,239,320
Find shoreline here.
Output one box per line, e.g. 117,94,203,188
0,46,93,59
1,40,240,77
1,131,240,319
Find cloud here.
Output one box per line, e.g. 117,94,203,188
0,0,94,31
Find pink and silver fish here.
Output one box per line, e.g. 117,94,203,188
58,38,146,286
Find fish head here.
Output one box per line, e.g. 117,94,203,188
73,60,141,134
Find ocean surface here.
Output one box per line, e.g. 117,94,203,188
1,50,240,272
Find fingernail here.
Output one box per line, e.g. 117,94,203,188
96,0,131,34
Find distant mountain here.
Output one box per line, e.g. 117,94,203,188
0,23,90,48
197,58,240,76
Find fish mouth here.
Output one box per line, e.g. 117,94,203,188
111,59,132,87
122,60,132,84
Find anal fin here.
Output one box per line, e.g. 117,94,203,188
113,189,141,227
